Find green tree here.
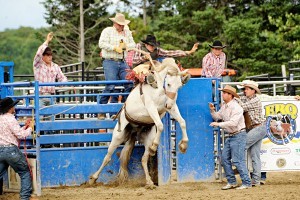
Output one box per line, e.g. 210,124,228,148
42,0,112,70
0,27,41,79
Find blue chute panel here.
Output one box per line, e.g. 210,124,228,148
176,78,215,181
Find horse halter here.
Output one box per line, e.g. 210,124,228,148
163,73,179,100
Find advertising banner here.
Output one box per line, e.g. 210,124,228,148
260,95,300,171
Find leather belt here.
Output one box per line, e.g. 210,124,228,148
0,144,15,147
251,123,262,128
228,128,246,136
105,58,123,62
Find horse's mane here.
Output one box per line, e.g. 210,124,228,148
153,58,180,75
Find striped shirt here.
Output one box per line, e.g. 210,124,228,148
201,52,226,77
210,99,245,134
240,94,265,126
0,113,32,146
132,43,188,66
33,43,68,94
99,26,135,60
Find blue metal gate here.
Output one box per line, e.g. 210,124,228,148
1,77,218,195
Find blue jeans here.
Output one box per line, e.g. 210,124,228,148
0,146,32,200
100,59,133,104
246,124,266,183
221,131,251,186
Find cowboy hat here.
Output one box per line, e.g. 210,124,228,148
141,35,160,47
218,85,240,98
0,97,20,114
109,13,130,26
209,40,226,49
239,80,261,94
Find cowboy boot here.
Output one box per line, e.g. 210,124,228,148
146,73,158,88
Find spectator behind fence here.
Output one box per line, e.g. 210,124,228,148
33,32,68,108
209,85,252,190
236,80,266,186
201,40,226,78
0,97,37,200
98,13,135,120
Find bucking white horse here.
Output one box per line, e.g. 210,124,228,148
89,58,189,188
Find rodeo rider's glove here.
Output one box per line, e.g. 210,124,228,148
113,46,123,54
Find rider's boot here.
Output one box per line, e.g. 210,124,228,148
146,73,157,88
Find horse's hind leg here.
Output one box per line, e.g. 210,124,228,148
89,124,128,185
118,134,136,184
142,126,156,189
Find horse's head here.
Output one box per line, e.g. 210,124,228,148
162,58,190,109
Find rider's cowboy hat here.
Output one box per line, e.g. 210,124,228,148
218,85,240,98
209,40,226,49
109,13,130,26
0,97,20,114
141,35,160,47
238,80,261,94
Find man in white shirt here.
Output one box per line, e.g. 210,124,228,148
209,85,252,190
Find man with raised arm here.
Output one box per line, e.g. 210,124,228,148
33,32,68,107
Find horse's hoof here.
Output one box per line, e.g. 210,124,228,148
149,148,156,156
145,183,156,190
149,145,157,156
88,176,97,185
179,140,188,153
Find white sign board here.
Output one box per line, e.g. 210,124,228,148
260,95,300,171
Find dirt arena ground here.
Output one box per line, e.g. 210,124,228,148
1,171,299,200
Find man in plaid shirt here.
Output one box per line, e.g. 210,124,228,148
236,80,266,186
201,40,226,78
33,32,67,107
132,34,198,67
98,13,136,119
130,34,198,87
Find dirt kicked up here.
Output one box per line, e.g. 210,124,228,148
1,171,299,200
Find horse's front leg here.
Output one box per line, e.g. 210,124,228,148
89,113,128,185
167,104,189,153
145,105,164,156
